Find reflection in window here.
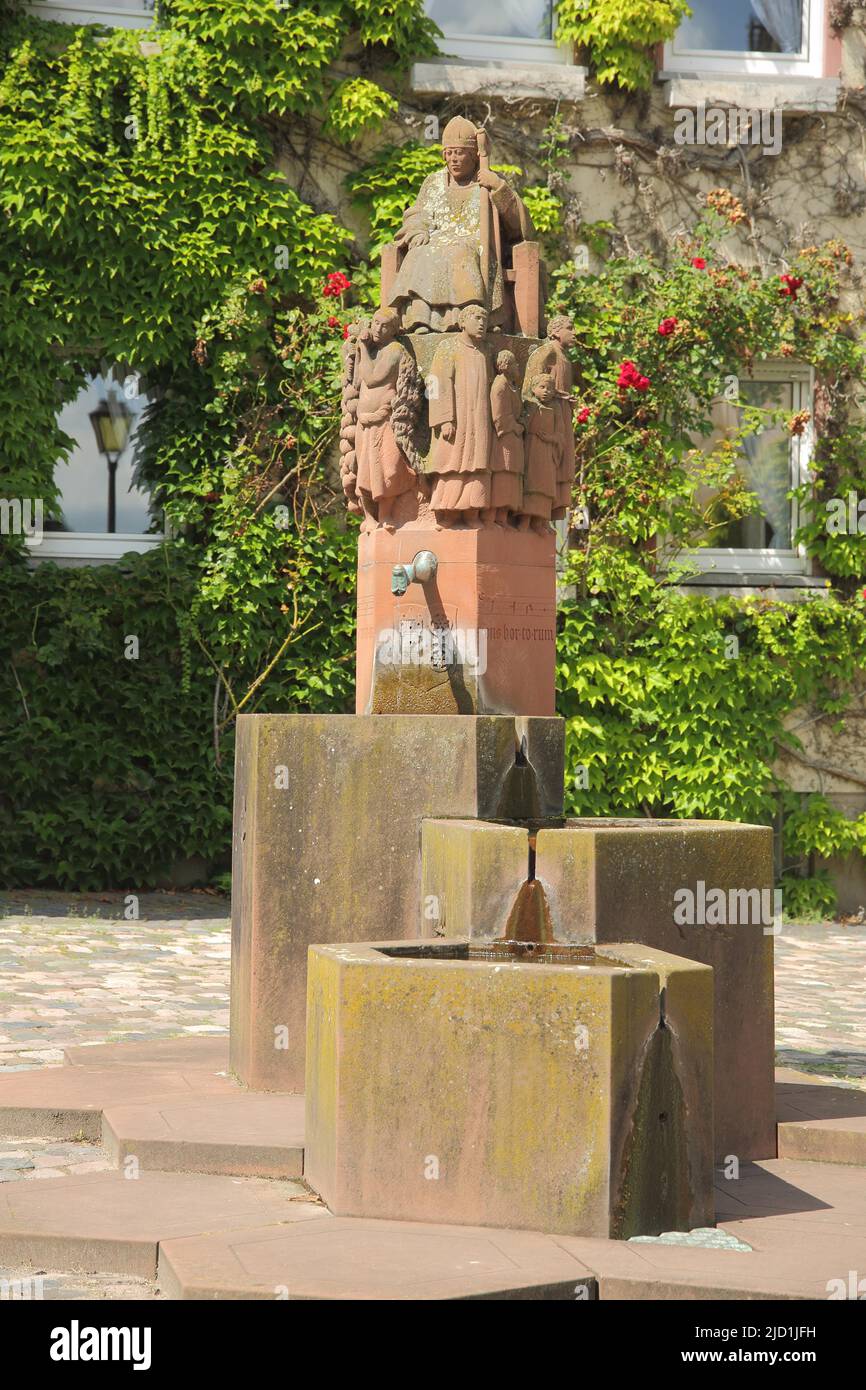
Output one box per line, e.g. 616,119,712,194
48,373,153,536
426,0,554,42
705,379,796,551
675,0,804,56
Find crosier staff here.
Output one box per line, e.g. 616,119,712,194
476,127,502,302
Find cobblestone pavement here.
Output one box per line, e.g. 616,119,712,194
0,893,863,1298
774,920,866,1083
0,891,229,1300
0,890,230,1071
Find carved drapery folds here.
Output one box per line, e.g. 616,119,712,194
338,120,576,533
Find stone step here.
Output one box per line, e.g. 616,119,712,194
63,1038,229,1070
103,1095,304,1179
776,1069,866,1167
0,1055,235,1141
0,1039,303,1178
0,1149,862,1298
0,1170,325,1279
158,1218,596,1301
3,1046,865,1191
160,1157,866,1300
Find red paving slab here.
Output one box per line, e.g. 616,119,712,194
776,1070,866,1165
157,1158,866,1301
158,1218,596,1301
0,1170,328,1279
551,1159,866,1300
63,1038,229,1070
103,1094,305,1178
0,1064,237,1140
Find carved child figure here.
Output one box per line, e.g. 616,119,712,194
428,302,494,529
525,314,576,519
354,307,420,530
490,349,524,526
518,373,559,535
339,322,363,517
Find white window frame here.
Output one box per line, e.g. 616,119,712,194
25,365,164,567
427,3,571,66
28,532,165,565
679,361,813,578
663,0,825,79
26,0,154,28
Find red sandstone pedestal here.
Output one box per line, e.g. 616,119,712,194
356,527,556,716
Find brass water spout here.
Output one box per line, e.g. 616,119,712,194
391,550,438,596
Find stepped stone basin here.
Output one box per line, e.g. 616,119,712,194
304,937,714,1239
421,815,775,1160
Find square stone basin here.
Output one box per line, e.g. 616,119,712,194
305,937,714,1239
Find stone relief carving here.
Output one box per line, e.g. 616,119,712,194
338,121,576,533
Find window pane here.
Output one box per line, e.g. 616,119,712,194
48,373,153,536
675,0,804,55
427,0,554,42
702,380,795,551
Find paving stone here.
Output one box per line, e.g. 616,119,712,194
0,1171,327,1279
0,1062,236,1140
159,1217,596,1301
103,1095,305,1178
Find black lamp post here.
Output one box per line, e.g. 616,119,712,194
89,394,132,534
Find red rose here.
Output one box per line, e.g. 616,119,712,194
576,406,592,424
779,273,804,301
323,270,352,298
691,257,707,270
327,316,340,328
616,360,650,392
342,324,350,339
658,316,678,336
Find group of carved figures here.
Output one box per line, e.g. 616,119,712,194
339,308,577,534
336,115,577,533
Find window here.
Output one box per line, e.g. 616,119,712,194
682,362,812,577
425,0,569,65
26,0,154,30
33,371,163,566
664,0,825,78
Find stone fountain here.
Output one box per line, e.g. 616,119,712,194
229,117,775,1242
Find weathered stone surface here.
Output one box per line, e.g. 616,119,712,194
411,62,588,105
230,714,564,1092
663,77,840,115
356,525,557,716
420,819,528,939
305,938,714,1238
534,818,775,1161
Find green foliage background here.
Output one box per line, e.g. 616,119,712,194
0,0,864,912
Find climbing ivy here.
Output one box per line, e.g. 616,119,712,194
1,0,865,910
556,0,692,90
0,0,425,888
